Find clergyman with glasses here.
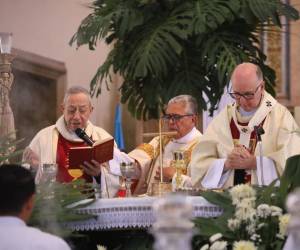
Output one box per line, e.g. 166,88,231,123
22,86,132,198
129,95,202,195
191,62,300,189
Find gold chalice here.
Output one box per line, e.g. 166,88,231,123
68,168,83,180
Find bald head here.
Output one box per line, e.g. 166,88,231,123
231,63,263,89
230,63,264,112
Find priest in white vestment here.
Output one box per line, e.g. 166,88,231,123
23,86,132,198
191,63,300,189
129,95,202,194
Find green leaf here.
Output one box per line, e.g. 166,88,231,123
0,131,24,164
70,0,299,120
29,180,96,237
192,0,240,34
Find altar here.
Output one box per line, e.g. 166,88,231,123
66,196,223,231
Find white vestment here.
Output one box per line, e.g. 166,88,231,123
0,216,71,250
191,91,300,189
129,127,202,194
26,116,132,198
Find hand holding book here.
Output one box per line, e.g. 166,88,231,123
69,137,114,168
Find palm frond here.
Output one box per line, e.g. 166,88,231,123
121,77,165,120
241,0,298,26
192,0,240,34
70,0,144,48
127,4,192,79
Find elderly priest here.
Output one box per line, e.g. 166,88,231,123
191,63,300,189
23,86,132,198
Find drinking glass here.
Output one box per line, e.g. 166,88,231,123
41,163,58,184
38,163,58,199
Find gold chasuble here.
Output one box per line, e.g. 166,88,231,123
191,91,300,189
129,127,202,194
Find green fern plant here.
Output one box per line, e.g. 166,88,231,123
29,179,96,237
71,0,299,120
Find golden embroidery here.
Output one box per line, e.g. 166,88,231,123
184,139,199,165
136,143,155,159
248,139,257,154
145,136,173,185
233,139,257,154
233,139,239,147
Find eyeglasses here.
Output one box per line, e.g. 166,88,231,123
162,114,194,121
66,105,90,115
229,83,263,100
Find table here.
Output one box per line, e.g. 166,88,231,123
66,196,222,231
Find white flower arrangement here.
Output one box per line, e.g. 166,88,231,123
270,205,283,217
278,214,290,238
209,233,223,243
197,184,290,249
97,245,107,250
228,218,241,231
210,240,227,250
233,240,257,250
256,204,271,218
229,184,256,206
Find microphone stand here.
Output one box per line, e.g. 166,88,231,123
255,126,265,186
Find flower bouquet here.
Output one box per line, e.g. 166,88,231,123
193,154,300,250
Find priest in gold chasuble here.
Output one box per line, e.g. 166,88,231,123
129,95,202,195
191,63,300,189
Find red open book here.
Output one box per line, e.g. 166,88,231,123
68,137,114,168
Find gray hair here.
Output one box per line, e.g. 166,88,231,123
63,86,92,105
168,95,198,114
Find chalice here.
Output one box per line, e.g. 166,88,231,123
120,162,136,197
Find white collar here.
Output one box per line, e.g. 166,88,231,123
172,127,200,144
232,90,276,131
238,106,257,117
0,216,25,226
231,91,276,148
55,116,94,142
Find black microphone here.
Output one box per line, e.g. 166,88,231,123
75,128,94,146
254,126,265,142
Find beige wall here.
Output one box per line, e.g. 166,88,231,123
0,0,117,134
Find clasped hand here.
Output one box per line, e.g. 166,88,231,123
154,166,176,182
224,145,256,171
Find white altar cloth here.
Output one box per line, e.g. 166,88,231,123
66,196,222,231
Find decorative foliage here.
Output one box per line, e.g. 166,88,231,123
193,155,300,250
71,0,298,120
0,131,23,164
29,179,96,237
